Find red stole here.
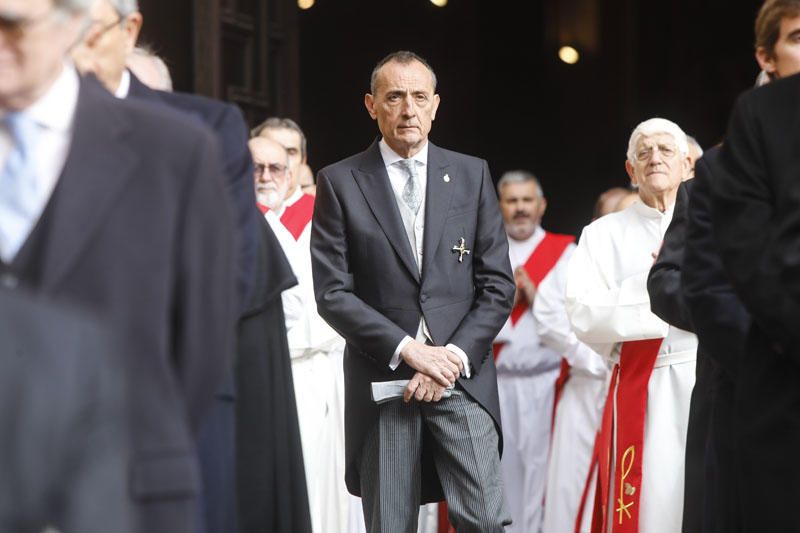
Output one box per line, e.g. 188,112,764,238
280,193,315,241
575,338,663,533
493,231,575,359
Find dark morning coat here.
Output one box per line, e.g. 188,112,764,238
646,179,710,533
235,218,312,533
711,73,800,531
126,72,261,533
311,140,515,502
683,148,750,533
0,76,237,533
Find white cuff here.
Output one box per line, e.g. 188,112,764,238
390,336,413,370
446,343,471,378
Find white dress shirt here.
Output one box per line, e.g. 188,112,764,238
378,140,470,377
114,70,131,99
0,62,79,262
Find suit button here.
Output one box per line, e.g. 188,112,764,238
0,273,18,289
420,293,428,303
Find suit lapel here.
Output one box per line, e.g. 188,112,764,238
353,141,420,283
421,143,454,279
39,78,137,290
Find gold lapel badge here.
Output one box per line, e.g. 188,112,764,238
451,237,471,263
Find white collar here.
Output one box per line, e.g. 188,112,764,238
18,61,80,134
507,225,545,248
114,69,131,99
378,138,429,168
284,186,304,208
631,196,675,219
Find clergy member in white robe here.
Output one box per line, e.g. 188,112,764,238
537,185,639,533
493,171,575,533
250,136,348,533
535,245,609,533
565,118,697,533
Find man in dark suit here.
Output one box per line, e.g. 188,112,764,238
71,4,271,532
0,1,237,531
646,179,711,533
0,289,131,533
311,50,515,532
681,148,750,533
711,72,800,530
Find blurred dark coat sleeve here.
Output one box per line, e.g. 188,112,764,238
684,149,751,378
647,180,695,332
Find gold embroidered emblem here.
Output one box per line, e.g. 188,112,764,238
616,446,636,524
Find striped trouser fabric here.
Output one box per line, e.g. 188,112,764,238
359,391,511,533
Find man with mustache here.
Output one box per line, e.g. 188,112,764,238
492,170,576,533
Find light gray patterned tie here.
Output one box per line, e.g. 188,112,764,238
397,159,421,215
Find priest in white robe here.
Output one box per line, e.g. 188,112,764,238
535,242,609,533
565,118,697,533
250,136,349,533
492,171,576,533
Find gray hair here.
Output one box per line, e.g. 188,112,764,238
53,0,92,12
626,118,689,164
108,0,140,16
497,170,544,198
251,117,307,159
370,50,438,94
130,45,173,91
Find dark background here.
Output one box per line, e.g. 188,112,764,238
139,0,764,236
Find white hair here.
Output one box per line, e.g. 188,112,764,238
626,118,689,163
130,46,173,92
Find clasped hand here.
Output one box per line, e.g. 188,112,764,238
400,340,464,402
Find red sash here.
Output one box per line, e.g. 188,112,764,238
493,232,574,360
575,338,663,533
552,358,571,430
256,202,269,215
280,193,315,240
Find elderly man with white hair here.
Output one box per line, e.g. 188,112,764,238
566,118,698,533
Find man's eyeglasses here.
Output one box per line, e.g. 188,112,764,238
84,16,125,47
0,8,55,40
254,163,288,179
634,144,678,162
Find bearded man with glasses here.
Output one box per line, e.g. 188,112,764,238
249,133,350,533
566,118,698,533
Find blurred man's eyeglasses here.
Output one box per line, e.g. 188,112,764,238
254,163,288,179
0,8,55,40
84,16,125,47
634,144,678,162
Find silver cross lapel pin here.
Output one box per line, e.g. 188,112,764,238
451,237,471,263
